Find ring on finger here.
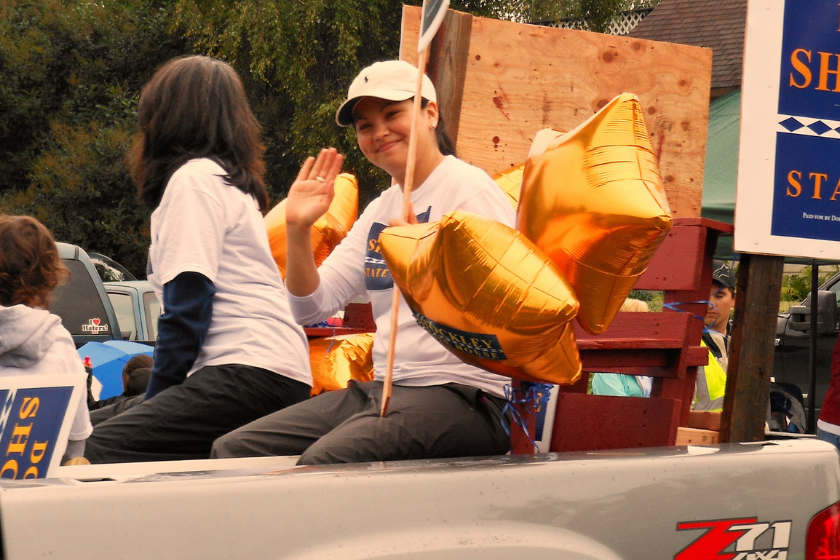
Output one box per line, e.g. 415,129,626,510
315,176,326,183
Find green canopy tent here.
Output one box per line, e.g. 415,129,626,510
701,89,740,259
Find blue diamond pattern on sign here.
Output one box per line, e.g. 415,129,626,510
808,120,832,135
780,117,804,131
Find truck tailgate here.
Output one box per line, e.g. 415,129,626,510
0,440,837,559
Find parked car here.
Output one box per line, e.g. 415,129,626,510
774,271,840,418
87,252,137,283
52,243,123,347
105,280,161,342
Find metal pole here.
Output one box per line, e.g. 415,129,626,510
808,260,819,433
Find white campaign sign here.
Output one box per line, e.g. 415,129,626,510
735,0,840,258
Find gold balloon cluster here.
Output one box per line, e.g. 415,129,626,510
379,93,672,385
308,333,374,396
268,94,672,391
265,173,359,278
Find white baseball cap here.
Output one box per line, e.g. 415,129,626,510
335,60,437,127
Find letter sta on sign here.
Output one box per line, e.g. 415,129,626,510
787,170,840,200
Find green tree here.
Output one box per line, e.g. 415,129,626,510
170,0,638,210
1,0,642,275
579,0,626,32
0,0,191,276
781,265,840,302
528,0,653,32
4,122,147,270
170,0,425,208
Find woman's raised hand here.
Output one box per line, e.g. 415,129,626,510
286,148,344,229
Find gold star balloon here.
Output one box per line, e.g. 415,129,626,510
265,173,359,278
517,93,672,335
491,163,525,211
308,332,374,396
379,211,581,385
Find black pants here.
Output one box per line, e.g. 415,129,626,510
89,394,145,426
212,380,510,465
84,364,310,464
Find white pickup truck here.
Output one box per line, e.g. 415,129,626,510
12,240,834,559
0,438,836,559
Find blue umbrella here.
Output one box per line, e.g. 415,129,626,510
77,341,153,400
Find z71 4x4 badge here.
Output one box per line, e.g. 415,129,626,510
676,517,792,560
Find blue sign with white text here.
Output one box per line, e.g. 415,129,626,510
772,133,840,241
771,0,840,242
364,206,432,292
778,0,840,121
0,387,73,479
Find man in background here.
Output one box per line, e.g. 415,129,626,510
693,260,735,411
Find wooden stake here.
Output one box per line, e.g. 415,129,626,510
381,48,430,417
720,253,785,442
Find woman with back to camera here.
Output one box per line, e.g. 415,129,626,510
212,60,516,464
0,215,93,465
84,55,313,463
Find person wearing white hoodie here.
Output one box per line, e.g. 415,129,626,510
0,215,93,463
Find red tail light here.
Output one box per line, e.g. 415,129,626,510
807,501,840,559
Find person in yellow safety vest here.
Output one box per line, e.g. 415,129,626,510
693,260,736,412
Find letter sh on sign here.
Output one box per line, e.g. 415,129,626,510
0,374,84,479
736,0,840,259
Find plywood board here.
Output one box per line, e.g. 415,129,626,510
401,7,713,218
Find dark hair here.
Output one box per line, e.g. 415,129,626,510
122,354,152,396
129,56,268,212
421,98,456,157
123,354,153,375
0,215,69,309
125,367,152,396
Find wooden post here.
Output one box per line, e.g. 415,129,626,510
720,253,785,442
808,261,819,434
424,10,473,146
402,9,473,149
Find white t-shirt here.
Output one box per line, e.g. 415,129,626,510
288,156,515,397
148,158,311,386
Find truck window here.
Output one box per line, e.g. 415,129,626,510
108,292,137,341
52,260,114,338
144,292,161,341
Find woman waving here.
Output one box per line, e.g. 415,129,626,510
213,60,515,464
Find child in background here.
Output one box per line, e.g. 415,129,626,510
590,298,652,398
88,354,153,426
0,215,93,464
